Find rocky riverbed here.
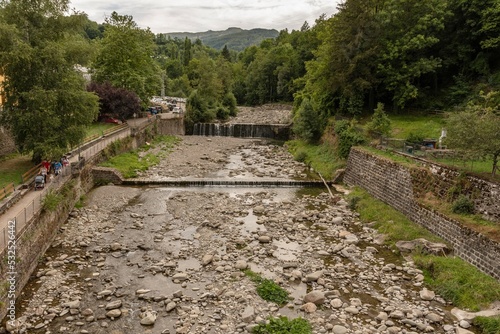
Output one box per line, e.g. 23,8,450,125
5,136,483,334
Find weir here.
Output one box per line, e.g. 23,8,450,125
122,179,324,187
192,123,291,140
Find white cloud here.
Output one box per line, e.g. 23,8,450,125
69,0,339,33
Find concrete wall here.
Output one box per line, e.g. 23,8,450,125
158,117,184,136
344,147,500,280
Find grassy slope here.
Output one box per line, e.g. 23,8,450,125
0,154,35,188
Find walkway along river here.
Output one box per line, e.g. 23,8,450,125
5,136,486,333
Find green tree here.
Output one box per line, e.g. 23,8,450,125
366,102,391,137
445,91,500,176
292,98,322,143
377,0,448,109
183,37,192,67
184,89,214,131
0,0,99,162
221,45,231,62
305,0,382,115
91,12,161,107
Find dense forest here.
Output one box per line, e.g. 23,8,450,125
1,0,499,161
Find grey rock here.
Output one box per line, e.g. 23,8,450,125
105,300,122,310
304,291,325,305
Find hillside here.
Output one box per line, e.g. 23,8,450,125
162,27,279,51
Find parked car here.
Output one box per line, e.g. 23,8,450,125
147,106,162,115
172,107,183,114
100,116,122,124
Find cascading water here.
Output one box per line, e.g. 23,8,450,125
192,123,291,140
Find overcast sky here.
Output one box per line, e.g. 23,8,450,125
69,0,340,33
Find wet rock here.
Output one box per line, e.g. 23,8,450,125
241,306,255,323
425,312,443,323
140,311,157,325
166,302,177,312
201,254,214,266
305,270,323,282
63,300,81,309
332,325,348,334
172,272,189,281
330,298,343,308
105,300,122,310
301,302,317,313
106,309,122,318
258,235,271,243
304,291,325,305
345,306,359,314
235,260,248,270
459,320,471,328
136,289,151,295
420,288,435,301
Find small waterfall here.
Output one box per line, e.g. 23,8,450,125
192,123,291,140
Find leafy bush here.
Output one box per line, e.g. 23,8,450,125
292,98,322,143
348,195,361,210
222,92,238,116
244,270,289,306
334,120,365,159
253,317,312,334
42,190,63,212
215,104,230,120
366,102,391,137
406,132,424,145
451,195,475,214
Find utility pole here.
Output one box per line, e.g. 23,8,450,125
161,72,166,98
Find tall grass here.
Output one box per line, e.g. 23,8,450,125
100,151,160,178
100,135,180,178
348,187,500,312
388,114,446,140
286,140,344,179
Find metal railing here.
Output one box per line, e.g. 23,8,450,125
0,123,132,252
0,163,72,250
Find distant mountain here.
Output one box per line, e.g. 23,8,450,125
162,27,279,51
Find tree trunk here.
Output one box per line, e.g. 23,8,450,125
492,152,499,177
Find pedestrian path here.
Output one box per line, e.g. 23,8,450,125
0,118,151,252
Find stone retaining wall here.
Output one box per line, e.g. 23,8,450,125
92,167,124,185
343,147,500,280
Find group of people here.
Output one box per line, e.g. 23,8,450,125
39,156,69,183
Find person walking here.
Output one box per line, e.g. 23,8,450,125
40,165,48,183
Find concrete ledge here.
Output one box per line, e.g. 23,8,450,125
123,179,326,187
